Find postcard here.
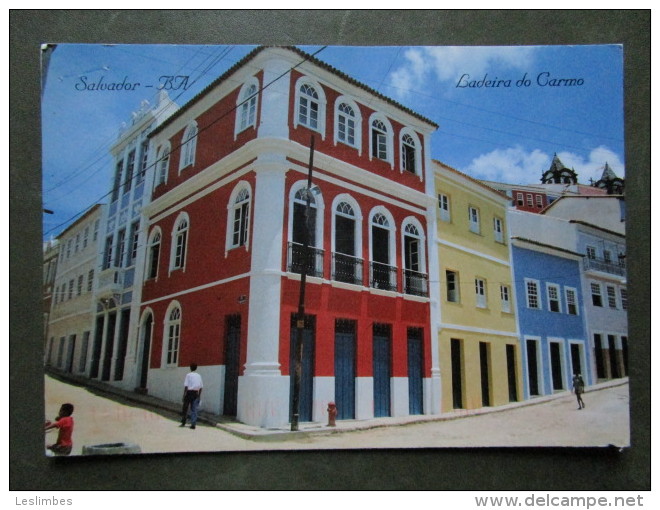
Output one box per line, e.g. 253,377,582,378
40,43,628,456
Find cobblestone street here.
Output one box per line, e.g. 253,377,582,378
44,374,629,455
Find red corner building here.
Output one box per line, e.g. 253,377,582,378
134,47,440,428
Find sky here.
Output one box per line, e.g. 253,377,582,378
41,43,624,241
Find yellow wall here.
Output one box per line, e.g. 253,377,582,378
434,163,520,412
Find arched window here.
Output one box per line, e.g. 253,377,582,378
332,196,363,285
287,182,324,277
164,303,181,366
401,133,416,174
147,228,161,279
155,143,170,187
369,208,396,291
179,121,197,171
402,219,427,296
369,114,394,166
171,214,189,271
334,97,362,151
235,79,259,136
230,188,250,248
294,78,326,138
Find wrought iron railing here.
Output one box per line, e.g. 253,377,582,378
403,269,429,297
369,261,397,292
583,256,626,277
287,242,324,278
332,252,363,285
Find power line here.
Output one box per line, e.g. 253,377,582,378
43,45,328,238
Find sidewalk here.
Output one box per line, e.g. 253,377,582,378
45,368,628,442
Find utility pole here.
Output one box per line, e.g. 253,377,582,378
291,134,315,432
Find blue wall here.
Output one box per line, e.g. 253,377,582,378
512,245,591,399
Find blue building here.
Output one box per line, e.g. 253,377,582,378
508,210,592,399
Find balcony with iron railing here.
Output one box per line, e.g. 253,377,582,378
403,269,429,297
369,261,398,292
331,252,363,286
287,242,324,278
583,256,626,277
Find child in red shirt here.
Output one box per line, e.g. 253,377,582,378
45,403,74,456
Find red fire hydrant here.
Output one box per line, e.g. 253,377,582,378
327,402,338,427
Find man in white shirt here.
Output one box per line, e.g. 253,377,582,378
180,363,203,429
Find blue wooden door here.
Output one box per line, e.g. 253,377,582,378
290,316,315,422
223,315,241,416
373,325,391,417
334,320,356,420
407,329,423,415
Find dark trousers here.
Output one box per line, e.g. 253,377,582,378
181,390,200,425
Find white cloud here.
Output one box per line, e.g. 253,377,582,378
465,146,625,185
389,46,535,99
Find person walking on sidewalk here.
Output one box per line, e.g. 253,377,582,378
181,363,203,429
572,373,585,410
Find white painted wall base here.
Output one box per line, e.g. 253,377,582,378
391,377,409,417
355,377,374,420
147,365,224,415
237,373,290,428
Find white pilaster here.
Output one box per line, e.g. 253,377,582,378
391,377,409,417
237,152,290,428
312,376,334,423
355,376,374,420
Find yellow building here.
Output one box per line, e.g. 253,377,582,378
433,161,521,412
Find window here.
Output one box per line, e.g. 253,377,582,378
138,140,149,183
332,197,361,285
179,122,197,170
112,159,123,201
438,193,451,222
547,283,561,312
103,235,113,270
606,285,617,308
336,101,360,149
147,229,161,279
299,84,319,129
603,250,612,264
370,208,395,291
493,217,504,243
156,143,170,186
129,222,139,265
446,270,459,303
288,183,324,277
116,229,127,268
171,215,189,270
66,239,72,258
526,194,533,207
403,220,427,296
590,282,603,307
165,304,181,366
229,185,251,249
500,285,511,313
371,119,388,161
87,269,94,292
93,219,100,241
536,195,543,208
68,279,74,300
83,226,89,249
401,133,417,174
75,233,80,253
565,287,578,315
468,206,480,234
236,80,258,135
586,246,597,260
516,192,524,206
124,149,136,193
77,275,83,296
475,278,487,308
620,288,628,310
526,279,540,309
